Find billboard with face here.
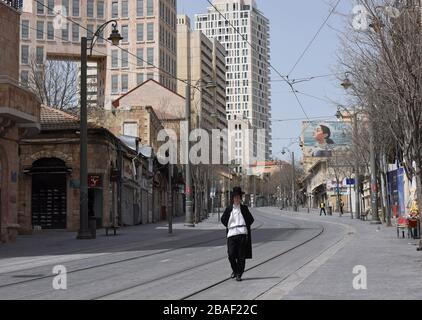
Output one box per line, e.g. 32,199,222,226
302,121,352,157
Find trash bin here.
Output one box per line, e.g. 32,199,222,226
88,216,97,239
328,206,333,216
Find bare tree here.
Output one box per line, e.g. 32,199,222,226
28,57,79,110
338,0,422,234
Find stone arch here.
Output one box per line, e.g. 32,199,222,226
21,150,73,167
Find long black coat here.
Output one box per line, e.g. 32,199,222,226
221,204,255,259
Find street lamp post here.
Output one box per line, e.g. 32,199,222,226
77,21,123,240
185,82,194,227
184,76,216,227
369,118,382,224
340,73,381,223
282,148,297,212
340,74,362,220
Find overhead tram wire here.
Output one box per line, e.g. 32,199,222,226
287,0,341,77
32,0,202,92
271,115,335,122
204,0,312,121
13,17,159,86
12,16,208,102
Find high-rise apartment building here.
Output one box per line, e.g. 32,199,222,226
176,14,227,133
19,0,177,109
195,0,271,170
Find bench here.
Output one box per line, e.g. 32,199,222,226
105,225,119,236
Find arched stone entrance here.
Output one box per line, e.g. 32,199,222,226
30,158,69,229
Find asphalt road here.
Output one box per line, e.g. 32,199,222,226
1,207,420,300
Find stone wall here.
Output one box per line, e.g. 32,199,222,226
0,128,19,242
18,130,120,233
0,2,19,81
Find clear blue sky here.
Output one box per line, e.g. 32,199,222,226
179,0,353,163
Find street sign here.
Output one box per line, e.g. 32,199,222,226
346,178,355,185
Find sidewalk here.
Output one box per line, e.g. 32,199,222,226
280,207,422,300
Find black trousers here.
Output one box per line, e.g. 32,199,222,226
227,234,247,276
320,208,326,215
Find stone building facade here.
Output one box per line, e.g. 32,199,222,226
0,1,41,242
20,0,178,109
18,106,140,233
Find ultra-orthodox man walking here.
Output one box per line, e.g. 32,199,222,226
221,187,255,282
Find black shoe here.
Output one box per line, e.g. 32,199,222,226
236,275,242,282
231,272,236,279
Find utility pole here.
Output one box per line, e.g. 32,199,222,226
292,152,297,212
349,179,353,219
77,37,91,240
353,112,360,219
168,164,173,234
279,161,283,208
253,174,257,208
185,83,194,227
369,119,381,224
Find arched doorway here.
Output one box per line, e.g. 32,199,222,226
31,158,68,229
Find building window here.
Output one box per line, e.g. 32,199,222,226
47,0,54,14
111,75,119,93
147,48,154,65
137,0,144,17
21,20,29,39
97,1,104,18
36,21,44,40
62,23,69,41
36,46,44,64
121,74,128,92
87,24,94,38
72,22,79,42
111,50,118,68
62,0,69,15
97,28,104,43
21,45,29,64
137,23,144,42
147,23,154,41
47,21,54,40
147,0,153,16
37,0,44,14
123,122,138,137
136,73,144,85
121,50,128,68
87,0,94,17
147,73,154,80
21,71,29,87
72,0,79,16
121,0,128,18
136,48,143,67
121,25,128,43
112,1,118,18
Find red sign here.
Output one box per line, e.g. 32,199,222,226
185,186,192,195
88,175,102,188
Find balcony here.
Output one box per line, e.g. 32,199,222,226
0,78,41,136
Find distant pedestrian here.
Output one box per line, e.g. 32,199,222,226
340,200,344,216
221,187,254,282
320,201,326,216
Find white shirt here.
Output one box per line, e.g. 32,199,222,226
227,204,248,238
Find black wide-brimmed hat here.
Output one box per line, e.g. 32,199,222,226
232,187,245,197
